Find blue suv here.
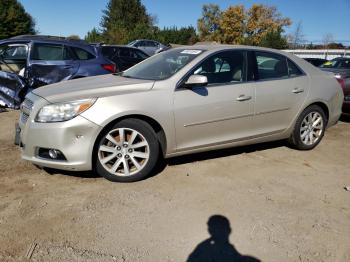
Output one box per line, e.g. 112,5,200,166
0,35,116,108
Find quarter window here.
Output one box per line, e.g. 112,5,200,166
255,51,288,80
191,51,246,85
287,59,303,77
72,47,95,60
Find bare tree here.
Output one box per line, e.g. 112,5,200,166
288,21,305,49
322,33,334,60
322,33,334,49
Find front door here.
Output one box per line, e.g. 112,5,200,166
0,43,29,108
174,50,255,152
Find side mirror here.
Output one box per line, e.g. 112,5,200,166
184,75,208,88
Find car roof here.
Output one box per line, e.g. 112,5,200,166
333,57,350,60
102,45,141,49
173,44,295,55
2,35,90,47
0,35,96,54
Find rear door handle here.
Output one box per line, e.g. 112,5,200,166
292,88,304,94
63,65,74,69
236,95,252,102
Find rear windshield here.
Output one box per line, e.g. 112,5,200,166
121,48,205,80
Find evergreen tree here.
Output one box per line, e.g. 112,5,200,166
259,28,288,49
85,28,103,43
0,0,36,39
100,0,152,44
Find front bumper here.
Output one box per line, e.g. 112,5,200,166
19,93,101,171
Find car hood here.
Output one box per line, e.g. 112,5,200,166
32,74,155,103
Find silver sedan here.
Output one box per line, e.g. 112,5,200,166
18,45,344,182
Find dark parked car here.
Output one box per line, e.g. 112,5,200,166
320,57,350,114
127,39,169,56
0,35,116,109
303,58,328,67
101,45,149,72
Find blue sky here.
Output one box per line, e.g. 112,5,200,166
19,0,350,44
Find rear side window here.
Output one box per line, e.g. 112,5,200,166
31,43,72,61
119,48,130,57
255,51,288,80
287,59,303,77
131,49,148,59
339,59,350,68
101,46,117,58
72,47,95,60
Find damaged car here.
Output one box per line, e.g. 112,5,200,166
0,35,116,109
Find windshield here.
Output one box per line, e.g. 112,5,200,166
122,48,205,80
320,59,350,69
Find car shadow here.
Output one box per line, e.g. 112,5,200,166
39,140,287,181
40,167,101,179
166,140,286,166
187,215,261,262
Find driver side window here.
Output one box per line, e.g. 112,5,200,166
191,50,246,85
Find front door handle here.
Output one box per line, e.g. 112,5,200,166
292,87,304,94
236,95,252,102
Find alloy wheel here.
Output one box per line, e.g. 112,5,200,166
299,112,324,146
98,128,150,176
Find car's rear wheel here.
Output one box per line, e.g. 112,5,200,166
95,119,159,182
289,105,327,150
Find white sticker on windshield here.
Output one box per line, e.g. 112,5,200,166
181,50,202,55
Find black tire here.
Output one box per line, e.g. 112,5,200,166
94,119,160,182
289,105,327,150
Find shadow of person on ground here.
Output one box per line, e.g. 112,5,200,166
187,215,260,262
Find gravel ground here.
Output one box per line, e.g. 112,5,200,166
0,110,349,262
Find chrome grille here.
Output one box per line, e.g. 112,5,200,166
20,98,33,124
20,112,29,124
21,98,34,114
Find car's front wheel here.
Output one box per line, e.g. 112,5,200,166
95,119,159,182
289,105,327,150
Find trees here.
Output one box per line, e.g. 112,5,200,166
245,5,291,46
197,4,222,42
197,4,291,48
220,5,245,44
287,21,305,49
85,0,198,45
155,26,198,45
85,28,103,43
100,0,153,44
0,0,36,40
259,28,288,49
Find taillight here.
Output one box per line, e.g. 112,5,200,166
102,64,117,73
336,77,344,88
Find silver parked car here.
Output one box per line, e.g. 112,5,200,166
17,45,344,182
127,39,169,56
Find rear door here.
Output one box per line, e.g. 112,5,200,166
250,51,309,135
27,42,79,87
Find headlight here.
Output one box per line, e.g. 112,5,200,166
35,98,96,123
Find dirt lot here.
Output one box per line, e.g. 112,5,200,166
0,110,349,262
